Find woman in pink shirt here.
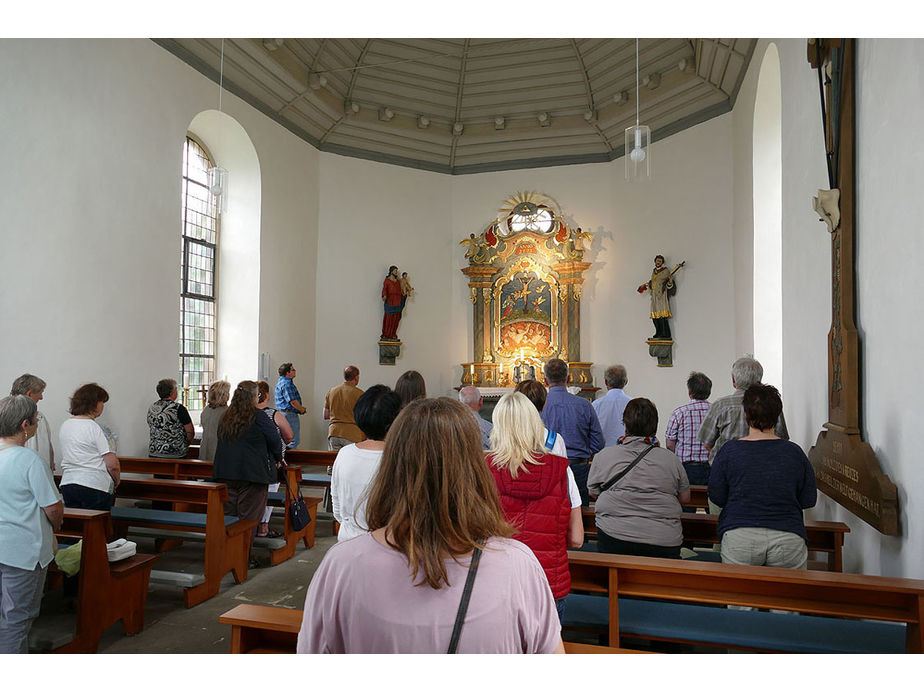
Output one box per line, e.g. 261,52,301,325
297,397,564,654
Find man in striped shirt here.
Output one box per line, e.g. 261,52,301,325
665,371,713,485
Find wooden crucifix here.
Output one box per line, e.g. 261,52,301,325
806,39,899,535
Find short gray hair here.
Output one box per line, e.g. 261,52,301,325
0,395,38,437
732,357,763,390
10,374,46,396
458,386,481,408
604,365,627,389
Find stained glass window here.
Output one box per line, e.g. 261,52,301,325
179,136,218,411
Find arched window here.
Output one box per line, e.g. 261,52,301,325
179,136,219,411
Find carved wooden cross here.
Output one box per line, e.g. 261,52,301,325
807,39,898,535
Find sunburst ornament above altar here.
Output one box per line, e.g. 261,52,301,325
496,191,562,237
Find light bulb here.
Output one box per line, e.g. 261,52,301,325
630,147,646,163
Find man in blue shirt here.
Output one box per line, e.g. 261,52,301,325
540,358,605,506
591,364,631,447
274,363,306,449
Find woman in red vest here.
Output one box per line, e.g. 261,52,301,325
487,392,584,620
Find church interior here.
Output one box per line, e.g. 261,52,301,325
1,31,922,662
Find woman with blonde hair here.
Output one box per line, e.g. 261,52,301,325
488,391,584,621
297,397,563,654
213,381,282,569
198,380,230,461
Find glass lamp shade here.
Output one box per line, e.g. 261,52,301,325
207,166,229,211
625,124,651,181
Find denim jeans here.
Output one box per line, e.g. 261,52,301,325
284,411,300,449
554,596,567,624
0,562,48,654
568,459,591,507
682,461,711,486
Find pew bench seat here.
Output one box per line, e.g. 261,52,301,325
562,594,907,654
111,506,242,529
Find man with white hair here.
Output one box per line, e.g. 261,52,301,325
459,386,492,450
10,374,54,471
698,356,789,465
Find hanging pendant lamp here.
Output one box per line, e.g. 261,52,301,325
208,38,229,210
625,38,651,181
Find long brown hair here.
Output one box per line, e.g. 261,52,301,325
217,381,258,440
365,397,514,589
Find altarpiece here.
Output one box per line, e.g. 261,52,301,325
459,192,597,400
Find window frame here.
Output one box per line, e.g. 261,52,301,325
179,134,220,411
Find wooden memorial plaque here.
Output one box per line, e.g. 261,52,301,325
806,39,899,535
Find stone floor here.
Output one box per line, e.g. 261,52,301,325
30,491,337,655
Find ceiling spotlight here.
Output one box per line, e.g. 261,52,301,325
417,115,430,129
262,39,284,51
678,57,695,73
613,91,629,105
378,107,395,121
584,109,596,122
307,72,327,90
643,73,662,90
344,101,360,115
453,121,464,135
537,112,550,127
494,116,505,130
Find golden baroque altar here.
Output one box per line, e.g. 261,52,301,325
459,191,596,397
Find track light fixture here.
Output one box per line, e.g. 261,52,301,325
494,116,505,130
453,121,464,135
417,115,430,129
378,107,395,121
537,112,550,127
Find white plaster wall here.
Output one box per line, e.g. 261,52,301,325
309,154,452,447
450,117,739,440
0,39,319,455
735,39,923,579
852,39,924,578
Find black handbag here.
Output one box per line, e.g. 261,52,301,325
279,467,311,532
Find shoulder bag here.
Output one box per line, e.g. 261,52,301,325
598,444,654,494
279,466,312,532
447,545,483,654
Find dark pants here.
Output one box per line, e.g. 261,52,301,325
59,485,113,598
568,459,591,507
554,596,567,624
60,484,113,510
597,530,681,559
221,481,269,550
682,461,710,486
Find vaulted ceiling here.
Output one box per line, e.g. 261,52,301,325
155,38,756,174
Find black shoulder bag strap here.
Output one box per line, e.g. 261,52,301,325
599,444,655,494
447,545,483,654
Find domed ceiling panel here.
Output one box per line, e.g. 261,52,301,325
155,38,756,174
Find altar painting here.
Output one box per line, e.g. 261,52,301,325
495,270,556,358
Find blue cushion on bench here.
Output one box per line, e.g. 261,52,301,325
300,474,331,484
267,491,285,503
562,594,906,654
111,507,240,529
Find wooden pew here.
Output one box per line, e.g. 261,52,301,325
219,604,302,653
119,456,320,564
48,509,159,653
688,484,709,510
110,478,255,608
217,604,647,654
581,508,849,572
565,551,924,653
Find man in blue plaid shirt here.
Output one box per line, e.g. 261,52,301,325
274,363,306,449
665,371,713,485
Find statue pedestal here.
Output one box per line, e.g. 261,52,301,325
378,340,402,365
646,339,674,367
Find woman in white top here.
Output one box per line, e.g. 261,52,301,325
59,383,120,510
0,395,63,653
331,385,401,542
